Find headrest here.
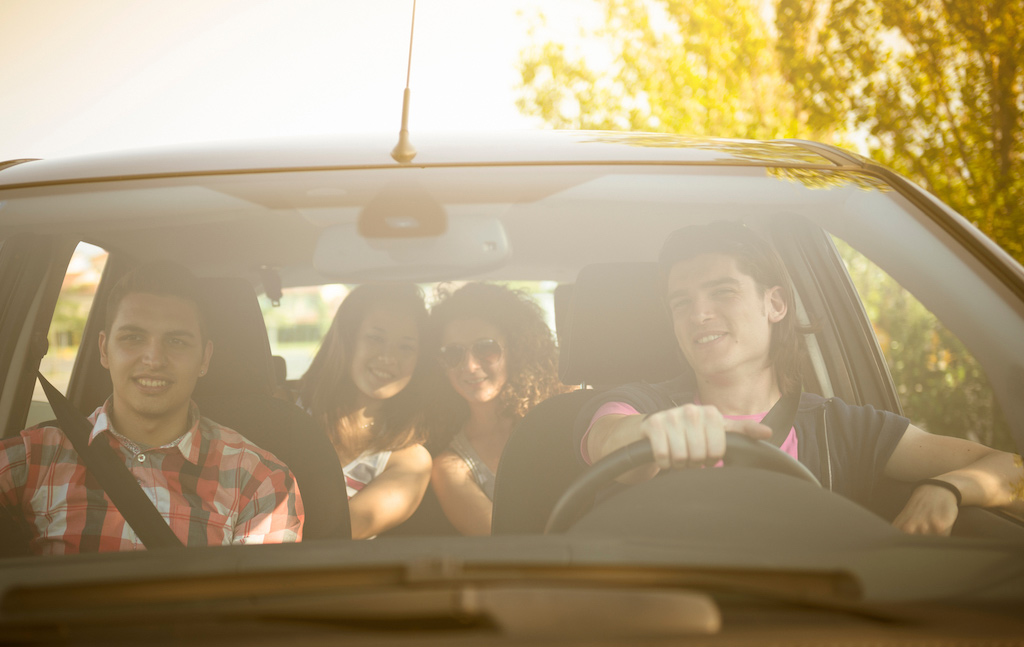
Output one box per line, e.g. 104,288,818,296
559,262,691,387
192,277,276,401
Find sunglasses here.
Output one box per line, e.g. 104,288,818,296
438,338,503,370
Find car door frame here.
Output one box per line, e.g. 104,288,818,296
0,234,77,438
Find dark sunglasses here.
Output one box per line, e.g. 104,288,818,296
438,338,503,370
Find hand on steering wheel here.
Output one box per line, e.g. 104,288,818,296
641,404,771,470
545,434,820,534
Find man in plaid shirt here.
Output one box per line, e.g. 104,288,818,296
0,262,303,554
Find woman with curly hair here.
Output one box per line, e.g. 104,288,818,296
426,283,570,535
296,283,432,539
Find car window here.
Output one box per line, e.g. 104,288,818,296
28,243,108,427
834,237,1014,451
259,284,345,381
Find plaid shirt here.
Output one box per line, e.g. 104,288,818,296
0,399,303,555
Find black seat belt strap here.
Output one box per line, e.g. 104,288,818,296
760,390,801,448
37,373,184,549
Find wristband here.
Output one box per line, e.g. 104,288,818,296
919,479,962,507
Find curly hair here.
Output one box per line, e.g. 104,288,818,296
296,283,429,454
424,282,570,448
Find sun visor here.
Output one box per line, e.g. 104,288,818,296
313,215,511,282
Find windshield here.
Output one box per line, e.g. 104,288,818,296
2,149,1023,641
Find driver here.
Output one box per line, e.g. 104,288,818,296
575,221,1024,535
0,261,303,554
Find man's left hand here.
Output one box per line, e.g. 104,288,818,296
891,482,960,536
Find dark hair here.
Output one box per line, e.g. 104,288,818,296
658,221,809,396
104,261,207,340
296,283,429,454
424,282,570,446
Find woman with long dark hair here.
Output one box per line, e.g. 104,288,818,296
297,283,431,539
426,283,570,535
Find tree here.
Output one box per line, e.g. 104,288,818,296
779,0,1024,264
517,0,830,140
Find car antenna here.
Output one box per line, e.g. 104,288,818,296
391,0,418,164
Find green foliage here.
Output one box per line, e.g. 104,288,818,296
517,0,827,139
837,240,1014,451
49,289,93,346
776,0,1024,265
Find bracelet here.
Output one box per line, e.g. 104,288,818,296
919,479,962,507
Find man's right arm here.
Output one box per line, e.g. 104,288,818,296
586,413,661,483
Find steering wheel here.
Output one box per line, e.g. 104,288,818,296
544,434,821,534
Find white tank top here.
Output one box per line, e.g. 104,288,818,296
343,449,392,500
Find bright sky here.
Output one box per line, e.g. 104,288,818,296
0,0,603,161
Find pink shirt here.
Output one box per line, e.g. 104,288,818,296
581,401,798,465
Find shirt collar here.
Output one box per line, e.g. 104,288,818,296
89,398,204,465
175,404,204,465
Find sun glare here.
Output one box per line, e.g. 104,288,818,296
0,0,602,161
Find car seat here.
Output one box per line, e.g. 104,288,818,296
190,277,351,540
491,262,693,534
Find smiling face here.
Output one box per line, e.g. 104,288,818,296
441,318,508,407
349,303,421,406
99,292,212,436
666,253,786,385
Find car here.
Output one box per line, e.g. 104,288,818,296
1,130,1023,643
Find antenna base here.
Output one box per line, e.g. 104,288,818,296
391,129,417,164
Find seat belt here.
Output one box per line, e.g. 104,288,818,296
760,390,801,448
37,373,184,550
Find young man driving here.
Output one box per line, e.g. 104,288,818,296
576,221,1024,535
0,261,303,554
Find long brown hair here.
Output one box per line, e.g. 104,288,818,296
658,221,811,396
424,283,571,448
297,283,429,453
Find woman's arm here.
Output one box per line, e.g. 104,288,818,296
348,444,432,540
431,450,493,536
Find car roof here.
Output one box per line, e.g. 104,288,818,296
0,131,861,188
0,131,897,284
